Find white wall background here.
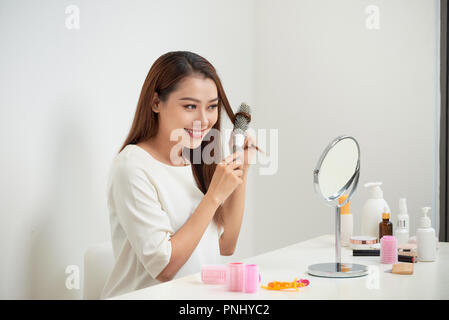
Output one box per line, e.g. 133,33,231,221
0,0,439,299
251,0,440,254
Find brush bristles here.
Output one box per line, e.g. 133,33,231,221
234,102,251,131
239,102,251,115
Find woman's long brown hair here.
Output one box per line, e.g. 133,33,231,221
118,51,236,226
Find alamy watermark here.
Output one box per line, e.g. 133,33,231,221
168,123,278,175
65,264,80,290
365,5,380,30
65,5,80,30
365,265,380,290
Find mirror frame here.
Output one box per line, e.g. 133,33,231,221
308,135,367,278
313,135,360,207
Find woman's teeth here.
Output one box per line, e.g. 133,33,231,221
185,128,205,138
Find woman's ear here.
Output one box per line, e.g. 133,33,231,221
152,92,160,113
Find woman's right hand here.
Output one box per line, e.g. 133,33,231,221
207,152,244,204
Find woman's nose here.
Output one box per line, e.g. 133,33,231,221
192,119,207,130
197,109,209,127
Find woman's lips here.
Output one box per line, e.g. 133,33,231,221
184,128,207,138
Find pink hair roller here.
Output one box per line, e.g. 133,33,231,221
201,265,227,284
228,262,245,292
244,264,261,293
381,235,398,264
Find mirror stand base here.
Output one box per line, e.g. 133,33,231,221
307,263,368,278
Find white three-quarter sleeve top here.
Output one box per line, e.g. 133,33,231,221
100,144,223,299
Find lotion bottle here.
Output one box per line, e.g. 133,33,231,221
361,182,391,238
416,207,436,262
338,194,353,247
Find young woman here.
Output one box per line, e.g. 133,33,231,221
101,51,257,299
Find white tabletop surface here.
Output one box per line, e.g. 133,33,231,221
110,234,449,300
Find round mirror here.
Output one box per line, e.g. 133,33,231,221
308,135,367,278
313,136,360,205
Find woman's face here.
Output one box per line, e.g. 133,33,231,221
154,74,219,150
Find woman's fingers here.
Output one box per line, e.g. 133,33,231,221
222,153,237,164
234,169,244,177
223,151,243,165
228,160,243,170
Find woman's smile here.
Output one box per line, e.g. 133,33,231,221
184,127,208,139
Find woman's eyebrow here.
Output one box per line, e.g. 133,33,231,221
179,97,219,103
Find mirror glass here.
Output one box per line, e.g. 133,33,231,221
317,137,359,200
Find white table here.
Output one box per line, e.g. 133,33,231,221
110,234,449,300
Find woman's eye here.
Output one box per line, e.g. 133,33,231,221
184,104,218,110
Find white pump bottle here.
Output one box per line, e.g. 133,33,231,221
361,182,390,238
416,207,436,262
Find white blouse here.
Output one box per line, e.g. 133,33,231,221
100,144,223,299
